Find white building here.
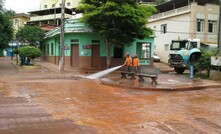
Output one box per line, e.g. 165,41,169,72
147,0,219,63
28,0,81,28
40,0,80,10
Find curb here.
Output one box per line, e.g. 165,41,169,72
11,61,49,73
100,78,221,91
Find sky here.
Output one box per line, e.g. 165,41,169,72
5,0,41,13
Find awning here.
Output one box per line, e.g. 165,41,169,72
201,42,217,47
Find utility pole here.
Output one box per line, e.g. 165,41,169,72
217,0,221,54
59,0,66,72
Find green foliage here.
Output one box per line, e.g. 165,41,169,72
78,0,156,45
13,48,19,54
195,48,214,76
19,46,41,59
16,25,45,45
0,0,4,11
0,8,13,50
78,0,156,67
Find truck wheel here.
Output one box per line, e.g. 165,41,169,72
174,67,185,74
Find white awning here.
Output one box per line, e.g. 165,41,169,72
202,42,217,46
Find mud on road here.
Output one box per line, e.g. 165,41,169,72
0,57,221,134
0,76,221,134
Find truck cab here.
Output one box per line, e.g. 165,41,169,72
168,39,200,74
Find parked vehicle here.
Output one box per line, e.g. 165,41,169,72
153,53,160,62
168,39,200,74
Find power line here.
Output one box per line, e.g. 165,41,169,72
166,19,218,23
154,30,218,37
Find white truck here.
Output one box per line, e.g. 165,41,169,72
168,39,200,74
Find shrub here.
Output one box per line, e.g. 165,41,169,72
19,46,41,59
195,48,214,76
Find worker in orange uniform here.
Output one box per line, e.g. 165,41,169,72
133,54,140,74
123,52,132,72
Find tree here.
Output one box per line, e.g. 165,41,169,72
16,25,45,46
0,0,4,11
0,0,13,52
78,0,156,68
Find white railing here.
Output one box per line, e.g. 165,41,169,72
30,13,72,21
149,5,191,21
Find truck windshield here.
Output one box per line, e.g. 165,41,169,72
170,41,188,50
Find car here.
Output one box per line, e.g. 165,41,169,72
153,53,160,62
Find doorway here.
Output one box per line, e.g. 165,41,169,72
91,44,100,67
71,44,79,67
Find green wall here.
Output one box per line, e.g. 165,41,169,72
42,33,154,60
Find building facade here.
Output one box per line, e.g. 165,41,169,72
147,0,219,63
11,13,29,36
40,0,81,10
42,17,155,70
5,13,29,57
28,0,81,27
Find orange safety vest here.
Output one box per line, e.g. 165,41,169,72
126,57,132,66
133,58,139,67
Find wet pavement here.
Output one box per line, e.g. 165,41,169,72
101,73,221,91
0,57,221,133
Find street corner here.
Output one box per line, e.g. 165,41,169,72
11,61,50,73
100,73,221,91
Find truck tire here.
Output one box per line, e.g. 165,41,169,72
174,67,185,74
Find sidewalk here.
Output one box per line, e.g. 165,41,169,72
13,58,221,91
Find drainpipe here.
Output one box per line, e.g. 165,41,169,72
215,0,221,55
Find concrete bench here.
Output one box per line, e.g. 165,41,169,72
138,68,160,85
121,72,136,80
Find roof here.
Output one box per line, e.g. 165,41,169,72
155,0,219,13
12,13,29,19
44,17,93,39
28,7,73,15
41,24,57,31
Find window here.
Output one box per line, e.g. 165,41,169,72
161,24,167,34
153,26,156,36
52,4,55,7
114,46,123,58
47,44,49,55
44,5,47,8
51,43,54,55
67,2,71,6
208,20,216,33
43,45,47,55
164,44,169,51
70,39,79,43
197,19,204,32
136,42,151,58
92,40,100,43
59,3,62,7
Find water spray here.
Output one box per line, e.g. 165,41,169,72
85,65,123,79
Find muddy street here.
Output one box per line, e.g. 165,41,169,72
0,58,221,133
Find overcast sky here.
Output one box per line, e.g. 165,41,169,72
5,0,41,13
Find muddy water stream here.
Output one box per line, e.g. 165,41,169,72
1,78,221,134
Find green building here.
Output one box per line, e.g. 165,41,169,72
42,17,155,70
